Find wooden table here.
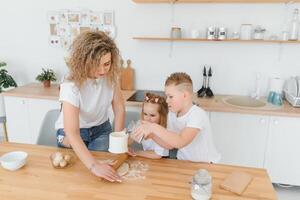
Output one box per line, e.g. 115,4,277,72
0,143,277,200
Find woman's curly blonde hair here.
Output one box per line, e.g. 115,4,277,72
67,31,120,87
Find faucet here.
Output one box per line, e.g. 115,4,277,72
251,73,261,100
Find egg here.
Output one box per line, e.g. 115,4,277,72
53,152,63,163
59,159,67,168
64,154,71,163
52,159,60,167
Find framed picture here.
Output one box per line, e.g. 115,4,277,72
90,12,103,24
80,11,91,26
103,26,116,39
49,36,61,48
59,11,69,24
49,24,58,35
103,11,114,26
70,24,80,41
91,24,104,32
47,11,59,24
61,36,71,50
68,12,80,23
80,26,91,34
58,24,70,36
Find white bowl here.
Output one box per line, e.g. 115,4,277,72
0,151,28,171
108,131,128,154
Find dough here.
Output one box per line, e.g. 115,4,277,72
117,162,129,176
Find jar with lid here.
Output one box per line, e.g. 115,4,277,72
170,27,182,39
191,169,212,200
253,26,266,40
240,24,252,40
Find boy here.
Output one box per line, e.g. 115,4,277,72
133,72,220,163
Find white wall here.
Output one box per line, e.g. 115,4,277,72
1,0,300,96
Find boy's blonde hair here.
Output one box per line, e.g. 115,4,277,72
141,92,168,128
67,31,120,87
165,72,193,93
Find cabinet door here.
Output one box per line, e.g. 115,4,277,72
4,96,31,144
27,98,60,144
265,116,300,186
210,112,269,168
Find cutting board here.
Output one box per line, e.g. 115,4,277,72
121,59,134,90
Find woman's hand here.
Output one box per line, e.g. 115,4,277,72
90,162,122,182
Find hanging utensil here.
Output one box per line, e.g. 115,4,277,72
206,67,214,97
197,66,207,97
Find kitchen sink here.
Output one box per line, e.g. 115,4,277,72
223,96,267,108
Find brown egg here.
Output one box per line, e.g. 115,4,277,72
64,154,71,163
59,159,67,168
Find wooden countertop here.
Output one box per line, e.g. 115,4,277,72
0,142,277,200
2,83,300,117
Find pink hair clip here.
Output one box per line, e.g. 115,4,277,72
145,96,149,101
154,98,159,103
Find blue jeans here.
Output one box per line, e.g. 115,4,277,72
56,120,112,151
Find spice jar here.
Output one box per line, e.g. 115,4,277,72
253,26,266,40
191,169,212,200
171,27,182,39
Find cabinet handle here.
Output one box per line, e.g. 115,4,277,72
259,118,266,124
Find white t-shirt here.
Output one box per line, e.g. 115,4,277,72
55,77,113,130
167,105,221,163
141,139,168,157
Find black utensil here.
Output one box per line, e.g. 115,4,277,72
206,67,214,97
197,66,207,97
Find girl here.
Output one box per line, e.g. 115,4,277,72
131,92,169,159
55,31,125,182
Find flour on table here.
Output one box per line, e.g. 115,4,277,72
97,159,149,180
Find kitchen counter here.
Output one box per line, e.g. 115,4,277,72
0,142,277,200
2,83,300,117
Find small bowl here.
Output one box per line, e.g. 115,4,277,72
0,151,28,171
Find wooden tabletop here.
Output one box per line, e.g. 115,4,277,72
2,82,299,117
0,142,277,200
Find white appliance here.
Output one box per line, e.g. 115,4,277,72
284,77,300,107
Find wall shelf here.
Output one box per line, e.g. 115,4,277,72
133,36,300,44
132,0,300,3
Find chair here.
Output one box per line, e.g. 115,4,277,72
37,109,60,147
0,116,8,142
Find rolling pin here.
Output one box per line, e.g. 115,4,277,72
112,153,128,170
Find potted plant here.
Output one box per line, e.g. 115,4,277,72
36,68,57,87
0,62,18,117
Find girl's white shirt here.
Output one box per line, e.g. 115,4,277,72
141,138,169,156
55,77,113,130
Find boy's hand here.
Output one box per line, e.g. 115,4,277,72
133,121,153,142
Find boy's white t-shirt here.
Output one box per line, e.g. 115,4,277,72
55,77,113,130
167,105,221,163
141,139,168,157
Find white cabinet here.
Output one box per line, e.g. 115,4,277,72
4,96,60,144
210,112,269,168
264,116,300,186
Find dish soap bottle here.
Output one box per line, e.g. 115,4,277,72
289,9,300,41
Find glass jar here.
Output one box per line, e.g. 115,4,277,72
191,169,212,200
171,27,182,39
240,24,252,40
